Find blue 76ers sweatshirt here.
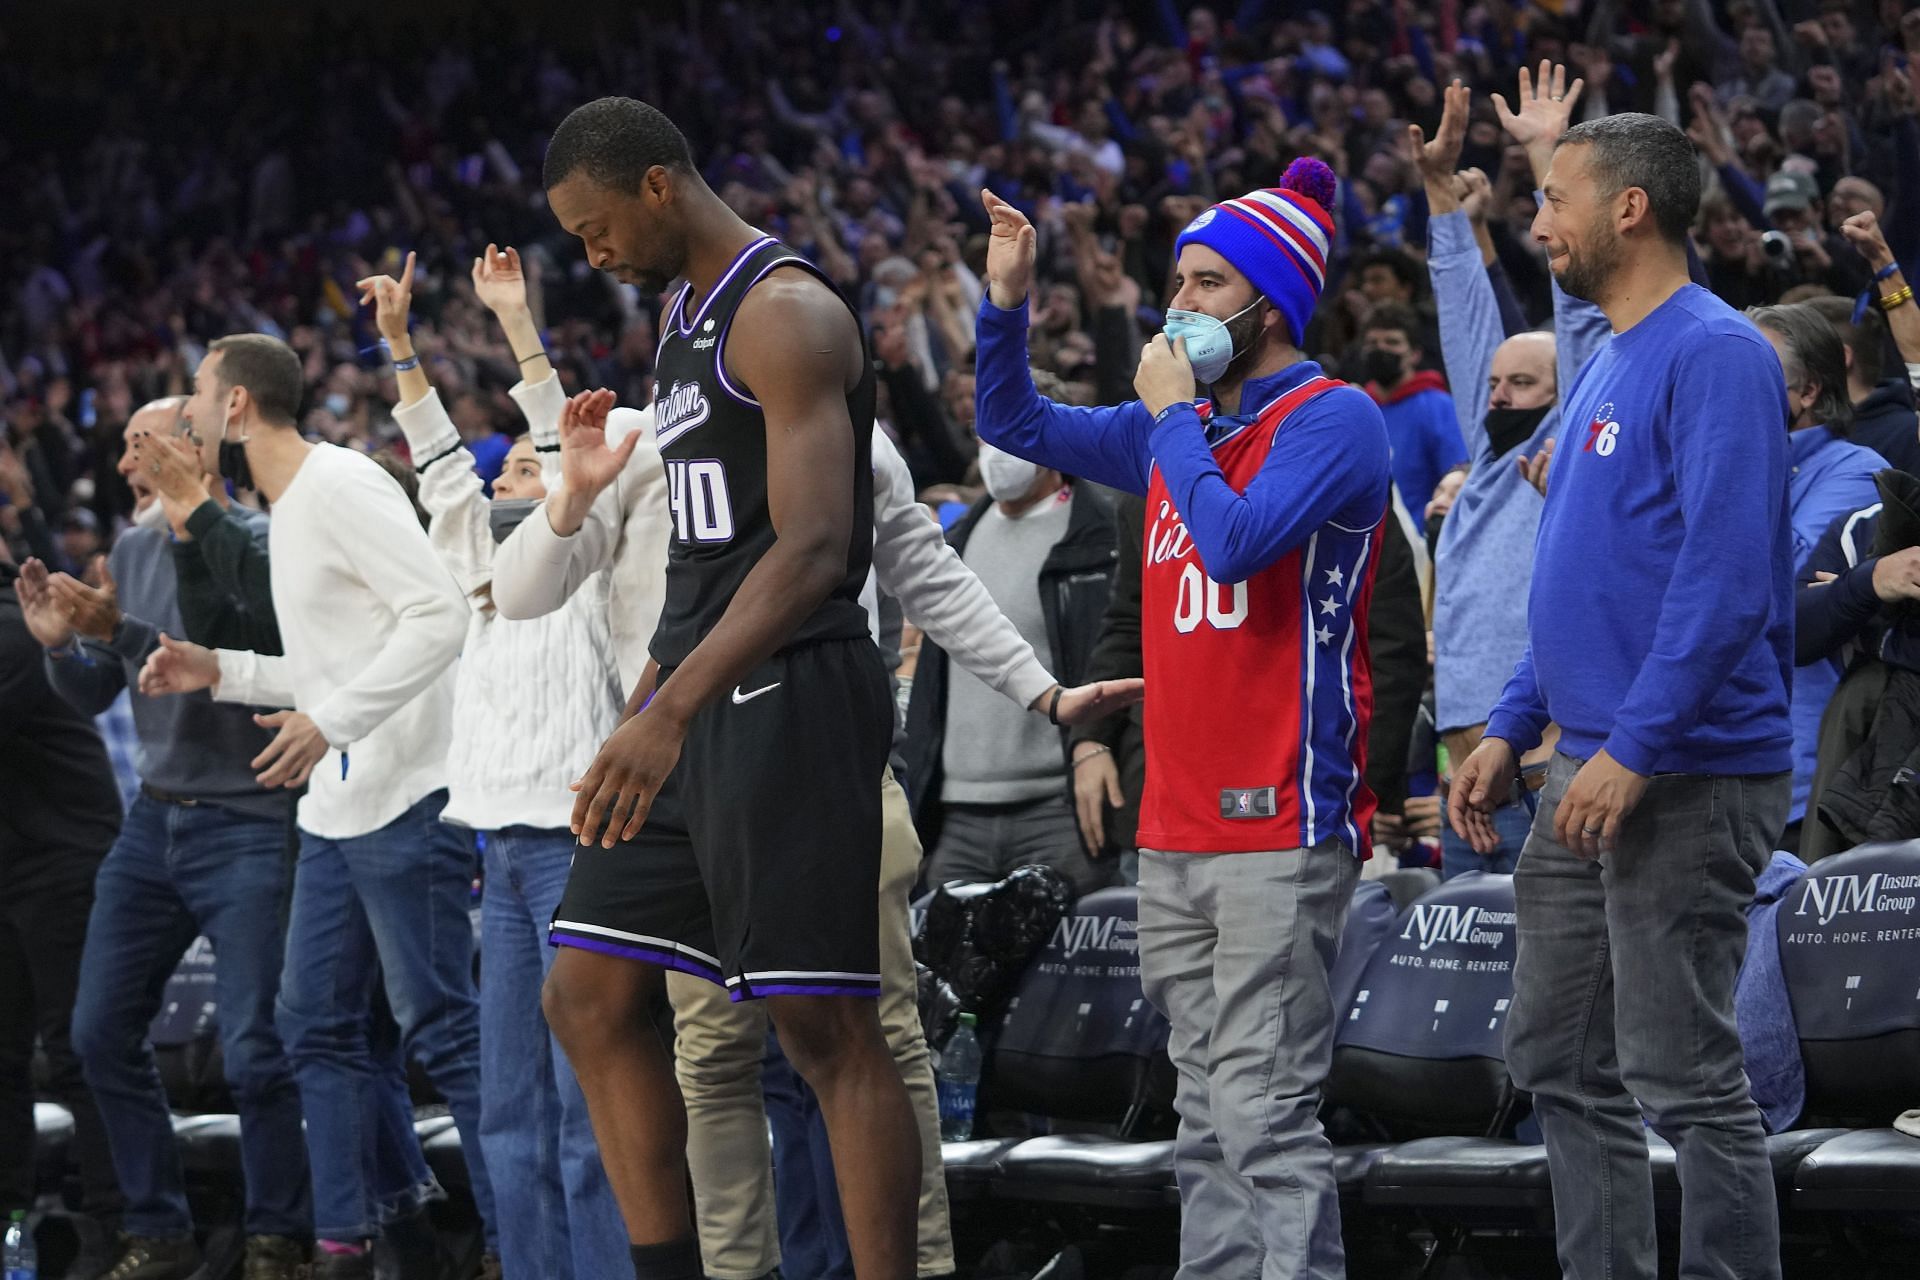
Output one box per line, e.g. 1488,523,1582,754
1483,284,1795,776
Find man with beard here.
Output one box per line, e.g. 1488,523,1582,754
973,156,1390,1277
1410,72,1611,878
1450,106,1795,1280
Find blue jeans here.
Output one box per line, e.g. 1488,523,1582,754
1507,755,1788,1280
762,1031,854,1280
478,828,627,1278
70,796,310,1239
1440,798,1534,879
275,791,496,1245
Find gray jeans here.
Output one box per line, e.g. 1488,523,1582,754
925,793,1117,897
1139,844,1359,1280
1508,753,1789,1280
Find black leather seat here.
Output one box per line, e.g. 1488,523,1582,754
1792,1128,1920,1212
1645,1128,1848,1201
939,1138,1019,1203
967,888,1176,1210
35,1102,74,1188
1364,1137,1552,1210
1772,842,1920,1217
993,1134,1175,1210
173,1113,244,1177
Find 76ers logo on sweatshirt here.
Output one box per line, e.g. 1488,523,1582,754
1583,402,1620,457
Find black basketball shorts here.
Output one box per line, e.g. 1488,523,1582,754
549,637,892,1000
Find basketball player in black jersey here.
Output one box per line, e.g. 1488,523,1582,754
535,98,916,1280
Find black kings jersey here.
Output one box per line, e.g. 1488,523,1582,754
648,235,876,668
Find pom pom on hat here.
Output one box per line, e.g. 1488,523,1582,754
1173,160,1339,346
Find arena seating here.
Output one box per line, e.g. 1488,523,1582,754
32,851,1920,1272
1777,841,1920,1214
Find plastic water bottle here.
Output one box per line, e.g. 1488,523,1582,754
937,1013,983,1141
5,1210,36,1280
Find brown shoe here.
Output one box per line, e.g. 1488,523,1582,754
100,1236,207,1280
242,1236,306,1280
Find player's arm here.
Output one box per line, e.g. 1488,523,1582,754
568,275,864,847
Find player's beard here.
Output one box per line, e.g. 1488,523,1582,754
1551,215,1625,304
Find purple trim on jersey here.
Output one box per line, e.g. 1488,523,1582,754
677,235,777,337
659,285,690,363
712,256,805,407
548,930,725,984
729,981,883,1002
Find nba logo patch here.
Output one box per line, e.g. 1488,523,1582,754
1219,787,1277,819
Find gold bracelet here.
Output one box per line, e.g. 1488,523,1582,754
1881,285,1915,311
1072,745,1113,768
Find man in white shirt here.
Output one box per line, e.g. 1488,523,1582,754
139,333,494,1280
493,371,1137,1280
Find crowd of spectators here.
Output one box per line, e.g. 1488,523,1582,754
5,0,1920,844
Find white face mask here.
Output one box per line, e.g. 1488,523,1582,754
978,442,1042,502
132,498,170,531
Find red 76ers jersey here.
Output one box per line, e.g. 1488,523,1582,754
1137,377,1382,855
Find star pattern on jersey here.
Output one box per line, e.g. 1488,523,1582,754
1315,624,1335,646
1324,566,1345,589
1318,595,1341,617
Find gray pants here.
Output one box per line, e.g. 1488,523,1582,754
1139,844,1359,1280
925,794,1117,897
1508,753,1789,1280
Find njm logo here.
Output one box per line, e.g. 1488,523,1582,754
1797,874,1884,926
1053,914,1124,960
1793,872,1920,925
1402,904,1478,953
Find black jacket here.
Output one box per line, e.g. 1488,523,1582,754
903,485,1118,843
1847,379,1920,480
1364,516,1428,819
0,560,122,868
1069,494,1147,853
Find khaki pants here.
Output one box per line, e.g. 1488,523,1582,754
671,770,953,1280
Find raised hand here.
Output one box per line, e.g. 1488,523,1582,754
1516,436,1555,498
471,243,530,316
1494,60,1585,185
13,557,75,649
981,188,1038,309
556,389,638,504
355,250,417,345
1456,167,1495,225
1407,79,1471,203
139,633,221,697
1840,210,1895,270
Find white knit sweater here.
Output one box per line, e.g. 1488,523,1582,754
492,374,670,695
393,388,624,832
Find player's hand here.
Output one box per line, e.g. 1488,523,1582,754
471,243,530,316
1553,748,1648,859
139,633,221,697
1135,333,1197,411
981,188,1038,310
14,557,76,649
1516,437,1554,497
356,251,417,346
47,558,123,643
1494,61,1584,185
572,706,686,848
251,710,330,789
1042,678,1146,726
1448,736,1518,855
1073,743,1124,856
556,388,638,506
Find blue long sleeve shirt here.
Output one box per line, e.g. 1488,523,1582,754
1783,428,1889,820
1427,210,1610,734
973,298,1389,586
1484,285,1795,776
